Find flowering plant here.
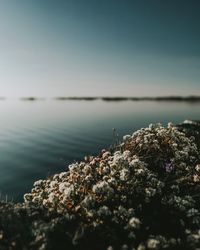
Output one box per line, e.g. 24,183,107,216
24,123,200,250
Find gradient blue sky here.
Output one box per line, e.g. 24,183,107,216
0,0,200,97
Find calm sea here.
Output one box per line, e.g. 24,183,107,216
0,99,200,201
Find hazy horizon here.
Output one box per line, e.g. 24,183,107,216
0,0,199,97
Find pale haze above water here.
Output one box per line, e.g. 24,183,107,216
0,0,200,97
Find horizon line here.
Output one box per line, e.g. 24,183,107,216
1,95,200,102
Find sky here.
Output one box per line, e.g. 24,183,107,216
0,0,199,97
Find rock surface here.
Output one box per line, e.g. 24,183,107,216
0,121,200,250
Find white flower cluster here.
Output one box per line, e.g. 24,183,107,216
23,123,200,249
24,150,151,230
122,123,199,185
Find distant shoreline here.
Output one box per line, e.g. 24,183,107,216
1,96,200,102
54,96,200,102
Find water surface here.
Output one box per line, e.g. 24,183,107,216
0,99,200,201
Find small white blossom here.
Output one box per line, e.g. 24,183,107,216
147,239,159,249
129,217,141,229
